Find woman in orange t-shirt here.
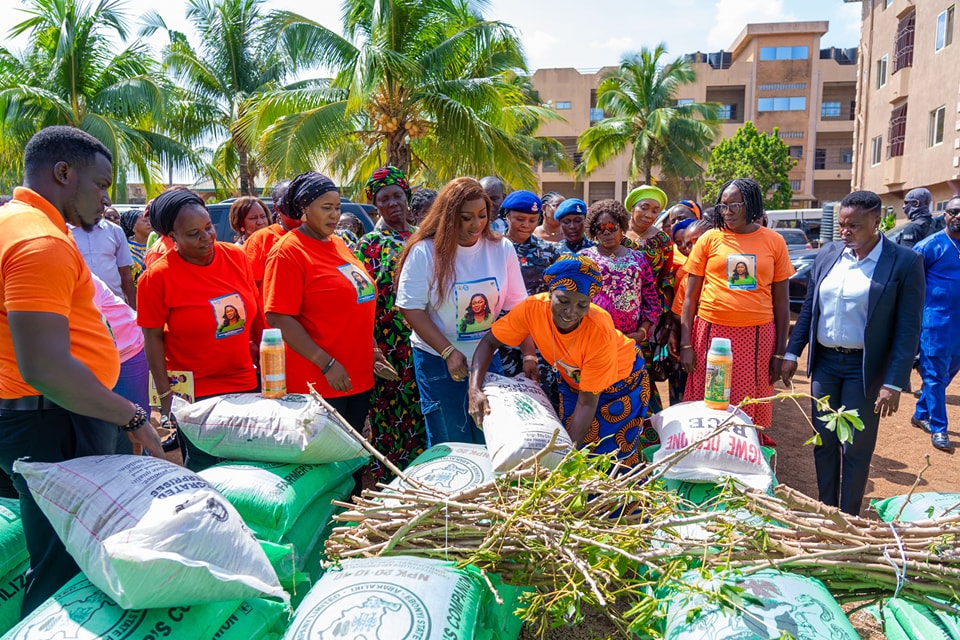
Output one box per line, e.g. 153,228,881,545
263,172,395,432
468,256,655,466
679,178,794,427
137,189,263,470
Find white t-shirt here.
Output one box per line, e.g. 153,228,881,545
68,218,133,297
396,237,527,360
91,273,143,363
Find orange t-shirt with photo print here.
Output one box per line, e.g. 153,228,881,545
263,231,377,397
492,293,638,394
684,227,794,327
137,241,260,397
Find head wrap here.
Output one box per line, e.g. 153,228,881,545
365,165,411,204
677,199,702,219
282,172,339,219
554,198,587,221
671,218,695,241
903,187,932,220
625,185,668,212
119,209,141,238
543,255,602,299
150,190,206,237
501,190,541,215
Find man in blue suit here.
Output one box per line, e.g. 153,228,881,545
781,190,924,516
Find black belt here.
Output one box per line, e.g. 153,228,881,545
0,396,58,411
817,342,863,355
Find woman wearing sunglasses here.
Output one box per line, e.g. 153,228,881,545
679,178,794,430
580,200,661,355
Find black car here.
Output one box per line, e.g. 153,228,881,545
788,249,818,314
205,198,376,243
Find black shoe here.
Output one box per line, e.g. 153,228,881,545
911,416,932,433
161,431,180,453
932,432,953,451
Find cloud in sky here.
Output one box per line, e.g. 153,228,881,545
706,0,798,50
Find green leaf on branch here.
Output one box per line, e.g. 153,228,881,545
803,433,822,447
817,405,864,444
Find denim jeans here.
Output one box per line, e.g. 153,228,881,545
112,348,150,455
412,347,502,447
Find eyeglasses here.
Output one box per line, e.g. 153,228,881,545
594,222,619,234
946,208,960,217
715,202,747,215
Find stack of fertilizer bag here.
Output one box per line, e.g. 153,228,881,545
284,380,539,640
640,401,860,639
0,498,27,636
861,492,960,639
176,393,369,596
2,455,291,640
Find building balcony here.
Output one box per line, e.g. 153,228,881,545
814,168,852,182
888,66,911,103
816,119,855,133
883,155,906,188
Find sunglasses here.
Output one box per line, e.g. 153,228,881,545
945,208,960,217
594,222,619,234
715,202,747,215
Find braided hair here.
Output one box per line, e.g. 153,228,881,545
713,178,765,229
541,192,564,208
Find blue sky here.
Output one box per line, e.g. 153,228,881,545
0,0,862,71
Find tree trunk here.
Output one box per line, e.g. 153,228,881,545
386,133,411,176
237,139,253,196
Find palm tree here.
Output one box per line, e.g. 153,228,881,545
142,0,324,195
244,0,561,194
0,0,206,198
577,44,720,188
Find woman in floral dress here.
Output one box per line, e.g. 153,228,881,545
582,199,663,414
356,166,425,481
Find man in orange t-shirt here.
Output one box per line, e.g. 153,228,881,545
0,126,162,615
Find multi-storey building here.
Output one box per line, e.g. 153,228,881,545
530,21,857,207
851,0,959,211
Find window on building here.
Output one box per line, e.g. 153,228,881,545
675,98,694,106
821,101,842,118
936,6,955,51
883,0,893,9
589,107,604,123
876,55,888,89
717,104,737,120
758,83,807,90
788,146,803,159
929,105,946,146
871,136,883,166
888,103,908,157
555,101,571,110
894,11,916,72
759,46,809,61
789,179,802,191
758,96,806,112
814,148,826,170
840,149,853,164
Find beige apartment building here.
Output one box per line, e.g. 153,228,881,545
530,21,857,207
851,0,960,210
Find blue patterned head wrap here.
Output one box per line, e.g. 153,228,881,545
543,255,602,299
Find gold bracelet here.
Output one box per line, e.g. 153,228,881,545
157,389,173,400
679,345,693,351
522,355,538,363
441,345,456,360
772,354,785,360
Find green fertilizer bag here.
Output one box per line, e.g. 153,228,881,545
199,460,361,539
864,598,960,640
282,479,353,559
0,498,26,578
211,598,290,640
282,556,503,640
873,492,960,522
0,558,29,637
662,568,859,640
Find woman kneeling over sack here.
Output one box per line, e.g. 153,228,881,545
468,256,656,467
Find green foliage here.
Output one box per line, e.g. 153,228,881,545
880,209,897,233
577,43,720,190
817,405,864,445
0,0,208,197
705,122,796,209
246,0,560,195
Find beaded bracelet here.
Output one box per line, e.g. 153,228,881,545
119,405,148,433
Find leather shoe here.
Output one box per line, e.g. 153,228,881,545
931,432,952,451
911,416,932,433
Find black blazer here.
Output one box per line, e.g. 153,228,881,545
786,237,925,398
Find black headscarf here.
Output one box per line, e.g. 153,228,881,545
150,190,206,237
280,172,339,219
119,209,141,238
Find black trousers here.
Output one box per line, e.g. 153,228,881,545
0,403,117,616
326,390,372,496
810,345,882,516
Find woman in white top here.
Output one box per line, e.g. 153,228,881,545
396,177,528,445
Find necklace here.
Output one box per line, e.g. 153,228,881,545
946,233,960,259
547,304,583,382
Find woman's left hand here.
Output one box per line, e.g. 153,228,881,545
768,356,783,385
522,356,540,383
373,349,399,380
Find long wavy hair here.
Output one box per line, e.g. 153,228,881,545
397,177,497,305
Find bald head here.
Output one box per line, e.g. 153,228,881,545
479,176,504,211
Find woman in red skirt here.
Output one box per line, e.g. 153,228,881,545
678,178,794,426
